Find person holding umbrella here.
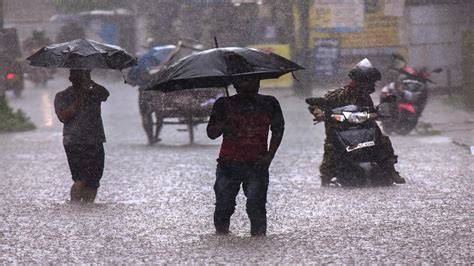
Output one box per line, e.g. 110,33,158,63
54,69,109,202
27,38,136,202
207,76,285,237
145,45,302,235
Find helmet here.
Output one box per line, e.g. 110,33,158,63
348,58,381,83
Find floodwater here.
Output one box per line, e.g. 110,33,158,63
1,77,472,263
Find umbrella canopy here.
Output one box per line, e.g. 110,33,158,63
26,38,137,70
145,47,304,92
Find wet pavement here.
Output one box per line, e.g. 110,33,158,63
1,77,472,264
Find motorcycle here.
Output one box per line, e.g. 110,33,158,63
4,60,25,97
306,96,396,187
380,64,442,135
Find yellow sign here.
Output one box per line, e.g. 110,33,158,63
308,0,400,49
248,44,294,88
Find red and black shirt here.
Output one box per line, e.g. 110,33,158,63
208,94,285,162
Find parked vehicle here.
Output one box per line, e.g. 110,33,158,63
0,28,25,97
305,96,396,187
380,63,442,135
128,40,221,144
160,88,224,144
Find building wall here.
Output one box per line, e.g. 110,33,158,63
4,0,58,50
305,0,403,83
402,2,474,88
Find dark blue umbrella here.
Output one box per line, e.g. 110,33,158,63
127,45,176,86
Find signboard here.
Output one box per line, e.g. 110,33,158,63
313,39,339,76
248,44,294,88
313,0,364,33
384,0,405,17
309,0,400,49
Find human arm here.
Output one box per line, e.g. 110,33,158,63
206,98,227,140
255,97,285,169
54,92,84,123
308,106,325,122
255,128,284,169
91,82,110,102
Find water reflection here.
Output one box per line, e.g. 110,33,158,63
40,92,54,127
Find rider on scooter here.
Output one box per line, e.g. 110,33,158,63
309,59,406,186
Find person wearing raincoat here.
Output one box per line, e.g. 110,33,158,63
308,59,406,186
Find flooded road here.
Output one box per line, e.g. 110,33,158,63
1,77,472,263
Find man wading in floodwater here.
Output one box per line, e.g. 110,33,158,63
207,76,285,236
54,69,109,203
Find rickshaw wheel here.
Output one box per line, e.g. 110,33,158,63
187,122,195,144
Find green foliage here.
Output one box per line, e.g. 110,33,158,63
0,101,36,132
53,0,132,13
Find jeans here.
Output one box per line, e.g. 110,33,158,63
213,160,269,236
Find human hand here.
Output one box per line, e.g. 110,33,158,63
308,106,325,121
255,153,274,170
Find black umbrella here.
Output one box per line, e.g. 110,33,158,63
145,47,304,92
26,38,137,70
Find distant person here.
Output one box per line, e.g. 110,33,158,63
207,76,285,236
56,22,86,43
23,29,54,86
23,29,51,54
139,89,164,145
54,69,110,203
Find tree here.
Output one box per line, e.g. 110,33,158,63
0,0,35,132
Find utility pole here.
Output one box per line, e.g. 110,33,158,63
0,0,6,104
0,0,4,29
293,0,312,97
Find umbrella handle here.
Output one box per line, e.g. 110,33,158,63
214,36,227,97
292,72,301,82
121,70,127,84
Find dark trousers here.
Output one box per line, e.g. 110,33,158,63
64,144,105,188
213,160,269,236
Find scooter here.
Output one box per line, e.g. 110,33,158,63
306,96,396,187
4,60,24,97
380,64,442,135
